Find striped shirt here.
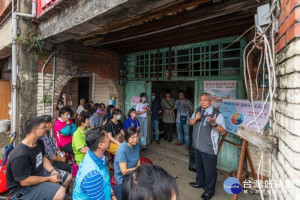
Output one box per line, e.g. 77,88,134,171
80,170,105,200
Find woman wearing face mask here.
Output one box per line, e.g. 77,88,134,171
54,107,77,154
124,108,140,132
90,103,106,128
105,108,124,154
136,93,150,151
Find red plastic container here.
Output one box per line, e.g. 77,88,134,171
0,159,8,193
110,176,118,186
140,157,152,165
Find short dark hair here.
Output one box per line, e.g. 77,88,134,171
127,108,136,118
42,115,53,123
122,164,179,200
178,90,185,95
107,105,115,113
89,101,94,104
100,103,105,108
111,108,121,119
85,128,106,152
76,113,90,127
56,100,64,111
24,116,46,135
165,90,171,94
59,107,70,117
84,103,91,110
125,127,138,142
93,103,100,112
140,93,146,102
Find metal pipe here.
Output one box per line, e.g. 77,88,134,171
11,0,37,138
51,54,56,118
92,73,95,102
41,52,56,115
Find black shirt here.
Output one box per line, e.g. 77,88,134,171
151,98,162,120
6,140,45,193
105,120,122,137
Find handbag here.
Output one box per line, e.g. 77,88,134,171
109,121,124,143
178,101,187,124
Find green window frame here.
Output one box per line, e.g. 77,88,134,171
126,36,246,80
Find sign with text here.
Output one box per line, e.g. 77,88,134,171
219,99,269,134
131,97,141,105
204,80,236,109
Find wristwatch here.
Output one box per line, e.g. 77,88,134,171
212,123,218,128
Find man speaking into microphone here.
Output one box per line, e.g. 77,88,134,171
189,93,226,200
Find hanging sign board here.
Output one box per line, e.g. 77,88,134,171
204,80,236,109
131,97,140,105
219,99,270,134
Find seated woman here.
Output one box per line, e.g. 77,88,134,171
114,127,140,184
105,108,124,154
124,108,140,132
90,103,106,129
54,107,77,154
123,164,179,200
40,115,71,173
72,113,90,165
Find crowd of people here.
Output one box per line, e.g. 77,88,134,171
5,91,226,200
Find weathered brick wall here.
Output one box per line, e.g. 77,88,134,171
36,41,124,117
271,0,300,199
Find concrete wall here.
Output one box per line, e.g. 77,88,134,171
271,0,300,199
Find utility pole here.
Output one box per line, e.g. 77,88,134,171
15,0,38,141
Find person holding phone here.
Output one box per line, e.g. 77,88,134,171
6,116,72,200
189,93,226,200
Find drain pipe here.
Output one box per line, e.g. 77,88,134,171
41,52,56,115
51,54,56,118
11,0,37,137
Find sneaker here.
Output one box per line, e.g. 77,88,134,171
155,140,160,144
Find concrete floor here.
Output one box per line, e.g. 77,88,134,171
142,139,264,200
0,133,266,200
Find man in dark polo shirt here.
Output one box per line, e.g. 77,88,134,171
189,93,226,200
6,116,72,200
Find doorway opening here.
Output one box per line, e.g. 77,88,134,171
78,77,90,103
152,81,194,104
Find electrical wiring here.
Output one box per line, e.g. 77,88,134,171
244,1,281,200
